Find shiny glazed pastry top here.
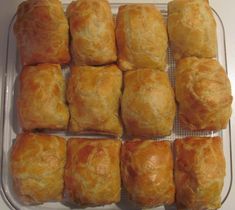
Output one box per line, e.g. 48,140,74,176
64,138,121,206
10,133,67,204
116,4,168,71
121,140,175,207
121,69,176,137
18,64,69,130
67,65,123,136
67,0,117,65
175,57,232,131
174,136,226,210
168,0,217,60
14,0,70,65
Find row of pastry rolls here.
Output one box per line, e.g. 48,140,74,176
10,133,121,206
14,0,168,72
13,0,117,66
67,1,168,70
17,64,177,138
10,133,226,209
167,0,233,131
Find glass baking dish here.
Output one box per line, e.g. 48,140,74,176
0,1,233,210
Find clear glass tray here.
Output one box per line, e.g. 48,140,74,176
0,2,233,210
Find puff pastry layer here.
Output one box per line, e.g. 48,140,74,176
14,0,70,65
67,0,117,65
64,138,121,206
174,136,226,210
121,140,175,207
168,0,217,60
10,133,66,204
175,57,232,131
67,65,123,136
121,69,176,137
18,64,69,130
116,4,167,71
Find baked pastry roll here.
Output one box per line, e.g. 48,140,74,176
18,64,69,130
10,133,66,204
175,57,232,131
121,140,175,207
168,0,217,60
67,65,123,136
14,0,70,65
64,138,121,206
121,69,176,137
116,4,167,71
67,0,116,65
174,136,226,210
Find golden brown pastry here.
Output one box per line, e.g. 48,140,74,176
121,140,175,207
116,4,167,71
66,0,117,65
168,0,217,60
64,138,121,206
121,69,176,137
175,57,232,131
174,136,226,210
67,65,123,136
14,0,70,65
18,64,69,130
10,133,66,204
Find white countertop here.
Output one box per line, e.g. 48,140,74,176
0,0,234,209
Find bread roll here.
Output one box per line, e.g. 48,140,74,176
121,140,175,207
116,4,167,71
67,0,117,65
175,57,232,131
122,69,176,137
168,0,217,60
14,0,70,65
10,133,66,204
67,65,123,136
18,64,69,130
174,136,226,210
64,138,121,206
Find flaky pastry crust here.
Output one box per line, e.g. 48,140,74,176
174,136,226,210
67,65,123,136
121,140,175,207
64,138,121,206
121,69,176,137
175,57,232,131
67,0,117,65
168,0,217,60
116,4,167,71
14,0,70,65
10,133,66,204
18,64,69,130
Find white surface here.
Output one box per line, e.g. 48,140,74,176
0,0,235,210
